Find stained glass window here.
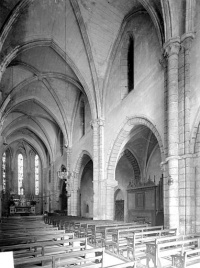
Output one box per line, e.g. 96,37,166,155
35,155,39,195
18,153,23,195
2,152,6,193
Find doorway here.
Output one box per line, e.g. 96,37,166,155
114,189,124,221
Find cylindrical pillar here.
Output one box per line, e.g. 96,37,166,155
91,118,105,220
182,33,195,234
164,37,180,230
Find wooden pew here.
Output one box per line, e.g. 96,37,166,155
0,229,66,244
0,231,74,247
146,234,200,268
14,247,105,268
0,229,64,237
102,225,163,248
88,223,149,246
126,228,177,260
171,248,200,268
1,237,87,258
0,226,58,231
104,227,175,260
106,263,135,268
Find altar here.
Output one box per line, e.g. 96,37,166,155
9,195,36,215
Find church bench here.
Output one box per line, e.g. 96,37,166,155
146,235,200,268
0,232,74,247
2,237,87,259
171,248,200,268
0,229,66,243
0,227,59,237
59,220,123,237
0,224,58,230
101,225,163,248
14,247,105,268
106,262,135,268
104,227,175,260
0,228,60,237
126,228,177,260
71,221,117,238
88,223,149,246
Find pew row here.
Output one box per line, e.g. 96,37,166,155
88,223,150,246
101,225,164,248
14,247,105,268
171,248,200,268
106,228,177,260
0,232,74,247
1,237,87,258
146,235,200,268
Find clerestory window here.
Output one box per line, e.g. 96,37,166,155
127,35,134,92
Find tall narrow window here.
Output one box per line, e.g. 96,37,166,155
2,152,6,193
127,36,134,92
60,131,64,155
35,154,39,195
80,101,85,136
18,153,23,195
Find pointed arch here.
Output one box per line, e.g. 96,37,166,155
106,116,164,184
118,149,141,182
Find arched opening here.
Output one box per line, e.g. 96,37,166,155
80,160,93,218
120,126,163,225
107,118,164,224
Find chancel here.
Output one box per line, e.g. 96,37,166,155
0,1,200,267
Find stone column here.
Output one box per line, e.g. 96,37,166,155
163,37,180,231
70,171,79,216
181,33,195,234
91,118,105,220
105,180,118,220
51,162,58,212
64,146,72,215
0,135,4,217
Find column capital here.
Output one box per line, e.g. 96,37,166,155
163,37,181,58
90,118,105,128
181,32,195,49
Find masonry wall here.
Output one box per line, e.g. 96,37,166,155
104,13,164,165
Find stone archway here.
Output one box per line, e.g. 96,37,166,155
70,150,92,216
105,116,164,220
